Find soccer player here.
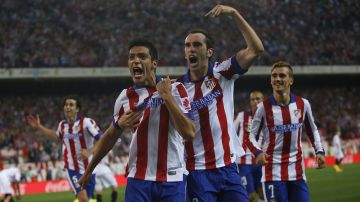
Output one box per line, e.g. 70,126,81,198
177,4,264,202
26,95,102,202
332,129,344,172
79,38,195,202
247,61,326,202
0,166,21,202
234,91,265,202
79,147,118,202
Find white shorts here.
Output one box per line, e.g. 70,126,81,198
94,164,117,191
0,176,12,194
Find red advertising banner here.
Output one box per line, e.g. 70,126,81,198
13,174,127,195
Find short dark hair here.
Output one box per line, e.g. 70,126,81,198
187,28,214,49
271,61,293,78
128,38,158,61
62,94,81,111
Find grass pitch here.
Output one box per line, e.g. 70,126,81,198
20,163,360,202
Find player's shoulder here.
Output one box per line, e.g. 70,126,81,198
296,95,311,107
236,110,245,117
82,116,94,123
171,81,185,88
171,81,188,93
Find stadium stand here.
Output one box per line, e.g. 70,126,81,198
0,0,359,68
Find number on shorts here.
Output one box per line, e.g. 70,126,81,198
72,175,80,188
268,184,275,198
192,198,199,202
241,176,248,187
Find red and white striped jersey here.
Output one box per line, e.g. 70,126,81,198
234,110,263,165
113,79,192,182
56,116,102,174
247,94,325,182
177,56,246,171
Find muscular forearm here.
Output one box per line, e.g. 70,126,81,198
163,96,195,141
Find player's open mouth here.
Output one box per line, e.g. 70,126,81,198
133,67,144,79
189,55,198,64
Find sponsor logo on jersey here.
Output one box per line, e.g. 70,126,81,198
271,123,303,133
191,89,222,111
64,133,82,139
136,98,165,110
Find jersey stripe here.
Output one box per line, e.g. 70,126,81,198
263,98,275,182
295,96,305,179
61,122,68,169
280,107,291,181
195,81,216,169
78,117,89,169
240,111,249,164
213,78,231,166
185,142,195,170
68,123,79,172
134,108,150,179
127,87,139,111
156,105,169,181
176,83,187,98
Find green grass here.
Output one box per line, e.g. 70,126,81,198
307,163,360,202
20,164,360,202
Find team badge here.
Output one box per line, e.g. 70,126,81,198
204,78,216,90
294,109,302,119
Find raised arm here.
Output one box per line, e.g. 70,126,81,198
26,114,58,141
156,77,195,141
205,5,264,70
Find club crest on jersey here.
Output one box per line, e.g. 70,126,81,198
204,78,216,90
294,109,302,119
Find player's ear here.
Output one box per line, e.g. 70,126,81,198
152,60,158,72
207,48,214,58
290,77,294,86
152,60,158,67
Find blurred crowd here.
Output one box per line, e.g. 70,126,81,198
0,93,131,166
1,0,359,68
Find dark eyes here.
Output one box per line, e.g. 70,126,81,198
129,53,147,60
272,74,287,78
185,42,202,47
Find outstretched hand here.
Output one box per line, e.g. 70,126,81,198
26,114,41,128
117,111,143,129
205,5,238,17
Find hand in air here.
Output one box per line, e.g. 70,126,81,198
205,5,238,17
26,114,41,128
